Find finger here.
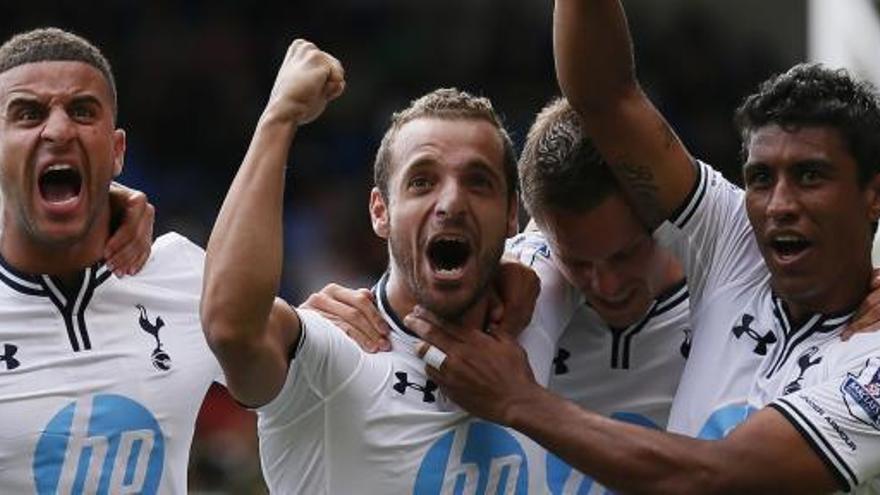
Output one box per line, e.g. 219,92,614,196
487,289,504,327
303,294,387,351
315,286,391,349
335,319,382,353
106,244,138,277
326,53,345,83
129,249,151,275
425,365,443,382
327,286,389,338
404,310,462,353
420,342,448,370
104,212,138,260
325,80,345,101
105,192,149,259
844,307,880,340
872,268,880,289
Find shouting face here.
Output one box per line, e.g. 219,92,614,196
371,117,516,320
0,60,125,253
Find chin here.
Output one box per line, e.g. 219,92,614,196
32,223,90,246
420,287,481,321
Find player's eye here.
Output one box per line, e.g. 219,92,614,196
10,103,46,123
408,176,433,191
68,102,97,122
744,167,772,189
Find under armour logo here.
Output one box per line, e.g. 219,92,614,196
732,314,777,355
553,348,571,375
0,343,19,370
783,346,823,394
136,304,171,371
393,371,437,403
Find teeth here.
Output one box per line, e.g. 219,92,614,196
435,235,466,243
45,163,74,173
773,235,804,242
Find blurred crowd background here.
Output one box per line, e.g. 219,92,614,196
0,0,829,492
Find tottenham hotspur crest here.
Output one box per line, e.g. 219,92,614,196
137,304,171,371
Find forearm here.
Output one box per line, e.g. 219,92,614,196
202,113,296,349
507,386,733,494
554,0,695,226
554,0,638,114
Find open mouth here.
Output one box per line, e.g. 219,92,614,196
39,164,82,204
426,236,472,277
769,234,811,259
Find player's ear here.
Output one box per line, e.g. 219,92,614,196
370,187,390,239
112,129,126,177
865,172,880,219
506,199,518,238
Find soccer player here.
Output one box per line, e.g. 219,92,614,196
406,0,880,492
0,28,223,493
201,40,569,493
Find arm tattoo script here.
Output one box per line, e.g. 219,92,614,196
619,162,665,229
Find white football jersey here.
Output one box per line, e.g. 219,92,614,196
510,231,690,494
753,326,880,492
666,160,780,437
257,272,567,494
0,233,222,495
666,161,880,492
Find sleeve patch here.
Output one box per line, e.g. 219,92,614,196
841,357,880,431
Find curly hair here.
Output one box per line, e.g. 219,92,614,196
373,88,517,202
519,97,619,222
0,27,117,120
735,63,880,185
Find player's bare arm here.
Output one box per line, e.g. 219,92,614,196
201,39,345,407
105,181,155,276
407,310,840,494
554,0,695,228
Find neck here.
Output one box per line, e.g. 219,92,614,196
780,280,870,327
385,269,491,332
0,206,111,281
781,267,870,326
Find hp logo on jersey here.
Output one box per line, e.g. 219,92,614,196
698,403,758,440
415,421,528,494
33,394,165,494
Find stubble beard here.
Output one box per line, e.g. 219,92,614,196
388,231,505,322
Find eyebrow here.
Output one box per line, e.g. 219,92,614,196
5,92,103,109
67,94,103,108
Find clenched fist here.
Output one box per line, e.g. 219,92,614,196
263,39,346,127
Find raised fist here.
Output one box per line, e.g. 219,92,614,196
264,39,346,126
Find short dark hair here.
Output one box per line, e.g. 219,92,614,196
373,88,517,202
0,27,117,120
735,63,880,185
519,97,619,222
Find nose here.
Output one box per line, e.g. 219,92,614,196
40,107,76,145
588,262,626,301
435,179,467,222
765,177,799,221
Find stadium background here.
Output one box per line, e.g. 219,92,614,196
2,0,874,492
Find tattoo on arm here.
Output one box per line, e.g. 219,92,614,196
620,162,665,229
